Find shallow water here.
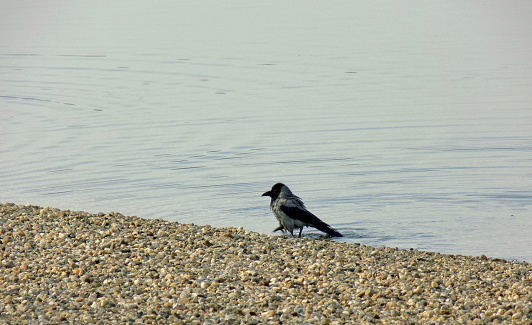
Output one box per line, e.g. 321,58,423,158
1,1,531,261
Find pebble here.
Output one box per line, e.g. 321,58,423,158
1,202,531,324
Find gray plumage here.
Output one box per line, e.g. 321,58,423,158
262,183,343,238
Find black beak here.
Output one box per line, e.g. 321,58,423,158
262,191,272,197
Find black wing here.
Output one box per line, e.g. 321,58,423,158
280,205,343,237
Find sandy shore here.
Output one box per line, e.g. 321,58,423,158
0,203,531,324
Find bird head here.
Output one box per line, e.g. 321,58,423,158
262,183,288,199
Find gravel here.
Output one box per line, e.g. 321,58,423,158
1,202,531,324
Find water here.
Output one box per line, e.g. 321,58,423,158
1,1,531,261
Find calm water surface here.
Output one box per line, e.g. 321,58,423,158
1,1,531,261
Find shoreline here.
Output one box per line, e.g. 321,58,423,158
1,202,531,324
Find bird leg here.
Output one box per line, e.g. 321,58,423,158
298,228,303,238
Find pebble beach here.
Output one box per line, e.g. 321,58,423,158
1,203,531,324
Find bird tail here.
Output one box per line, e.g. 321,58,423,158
313,220,343,237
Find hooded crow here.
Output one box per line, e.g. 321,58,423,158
262,183,343,238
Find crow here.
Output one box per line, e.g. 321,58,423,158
262,183,343,238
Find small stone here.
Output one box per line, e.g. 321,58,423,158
365,288,376,297
413,286,423,294
440,305,450,315
422,310,434,318
261,310,275,318
294,307,304,314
